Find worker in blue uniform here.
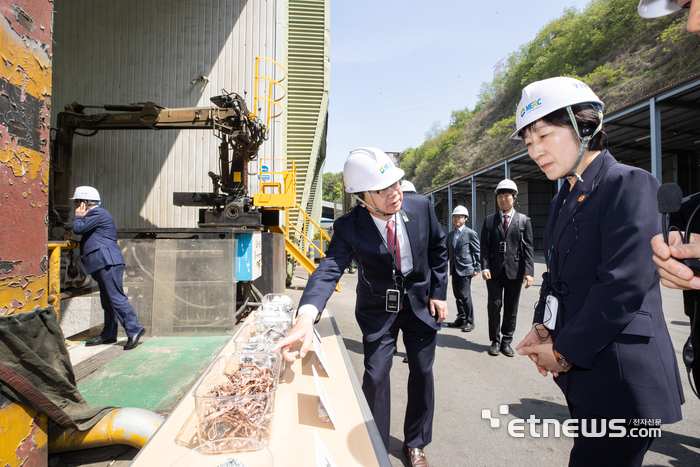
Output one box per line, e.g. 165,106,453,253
513,77,683,466
71,186,145,350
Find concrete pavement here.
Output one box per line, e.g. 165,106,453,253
290,252,700,467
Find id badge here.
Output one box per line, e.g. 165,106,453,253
543,294,558,331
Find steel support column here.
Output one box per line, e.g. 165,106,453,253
447,185,453,232
650,98,663,182
471,176,477,230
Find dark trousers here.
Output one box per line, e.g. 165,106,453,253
451,273,474,324
567,399,655,467
362,300,437,450
486,273,522,344
92,264,143,339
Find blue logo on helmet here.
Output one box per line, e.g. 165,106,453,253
520,98,543,118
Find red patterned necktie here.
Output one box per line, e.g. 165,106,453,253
387,220,401,271
503,214,509,231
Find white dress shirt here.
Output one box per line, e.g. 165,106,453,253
298,212,413,320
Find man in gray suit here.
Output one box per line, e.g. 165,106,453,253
445,205,480,332
480,180,534,357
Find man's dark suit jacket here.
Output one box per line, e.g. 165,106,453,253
447,227,480,277
480,210,534,280
299,194,448,342
72,207,125,276
535,150,683,422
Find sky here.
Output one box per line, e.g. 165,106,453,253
324,0,594,174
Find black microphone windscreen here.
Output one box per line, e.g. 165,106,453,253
657,183,683,214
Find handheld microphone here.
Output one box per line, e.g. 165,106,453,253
658,183,700,397
657,182,683,244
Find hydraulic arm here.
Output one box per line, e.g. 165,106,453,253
50,92,269,230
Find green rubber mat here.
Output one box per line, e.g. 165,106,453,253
77,335,231,412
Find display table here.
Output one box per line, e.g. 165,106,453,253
131,310,390,467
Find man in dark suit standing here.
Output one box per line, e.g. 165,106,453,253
480,179,534,357
273,148,448,467
445,205,480,332
71,186,145,350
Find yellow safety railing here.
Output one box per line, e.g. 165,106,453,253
253,158,296,208
249,56,286,127
286,203,331,262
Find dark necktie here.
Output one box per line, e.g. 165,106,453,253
387,220,401,272
503,214,509,232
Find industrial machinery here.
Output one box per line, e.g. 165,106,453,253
49,91,276,232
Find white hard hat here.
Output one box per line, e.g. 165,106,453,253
343,147,405,193
495,179,518,195
452,205,469,217
70,186,101,201
510,76,604,140
401,180,417,193
638,0,681,18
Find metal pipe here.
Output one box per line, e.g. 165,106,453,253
48,408,164,454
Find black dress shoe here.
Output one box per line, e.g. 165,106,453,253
488,341,500,356
445,319,466,328
124,328,146,350
461,323,475,332
85,336,117,346
501,342,515,357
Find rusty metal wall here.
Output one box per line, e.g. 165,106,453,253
51,0,284,228
0,0,53,315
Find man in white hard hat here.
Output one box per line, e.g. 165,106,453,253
638,0,699,35
273,148,448,466
71,186,145,350
480,180,534,357
445,205,480,332
401,180,417,194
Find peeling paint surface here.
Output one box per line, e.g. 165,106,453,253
0,0,52,315
0,398,48,467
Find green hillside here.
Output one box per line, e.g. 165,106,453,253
396,0,700,193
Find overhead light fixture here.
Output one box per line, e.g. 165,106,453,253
635,135,651,142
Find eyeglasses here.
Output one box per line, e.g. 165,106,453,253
371,180,401,199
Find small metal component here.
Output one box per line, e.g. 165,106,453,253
217,459,245,467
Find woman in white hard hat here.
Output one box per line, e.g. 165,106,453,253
513,77,683,466
71,186,146,350
273,148,448,466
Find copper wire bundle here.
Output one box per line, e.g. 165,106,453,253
199,363,277,451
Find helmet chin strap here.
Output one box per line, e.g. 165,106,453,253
352,192,392,217
563,106,604,183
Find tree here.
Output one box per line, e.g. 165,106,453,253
322,172,343,203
